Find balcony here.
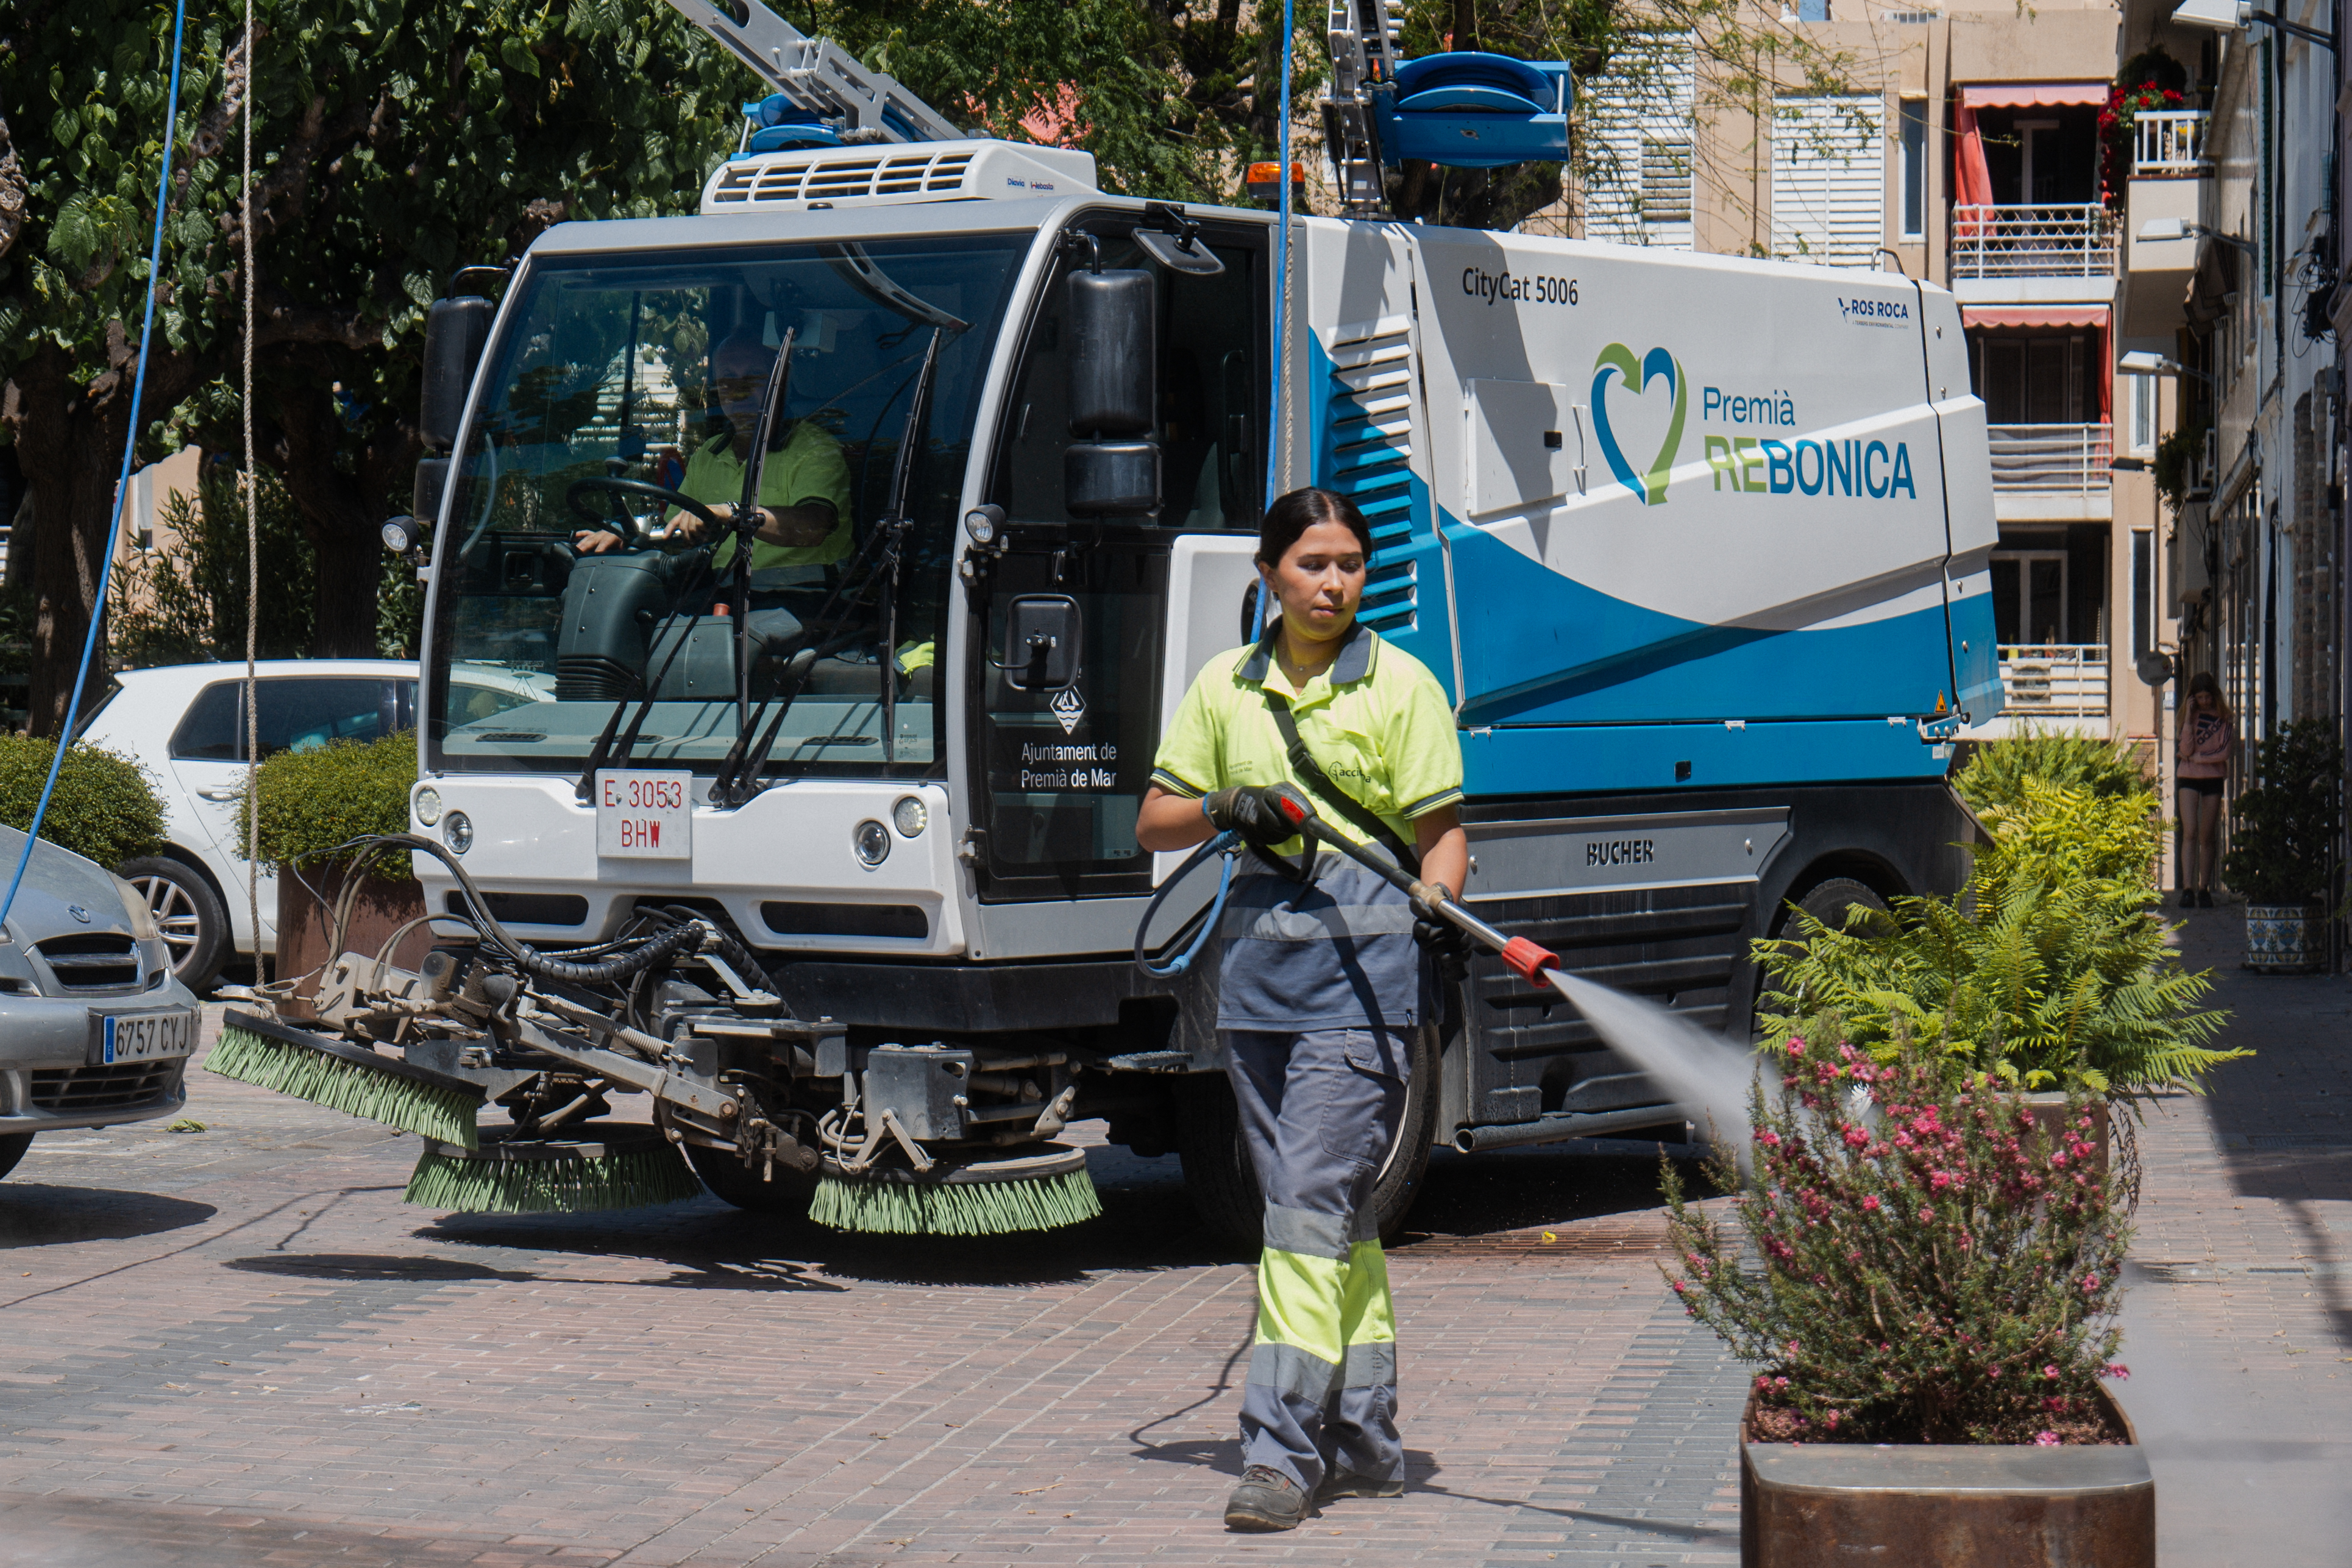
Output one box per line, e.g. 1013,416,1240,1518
1951,205,2117,280
1998,644,2110,722
2131,110,2208,175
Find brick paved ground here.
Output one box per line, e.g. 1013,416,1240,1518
5,921,2344,1567
2110,907,2352,1567
0,1009,1745,1567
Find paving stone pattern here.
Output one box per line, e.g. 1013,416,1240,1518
0,1009,1746,1567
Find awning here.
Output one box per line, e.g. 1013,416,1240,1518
1960,305,2112,330
1956,82,2111,110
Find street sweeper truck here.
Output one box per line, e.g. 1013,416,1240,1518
211,0,2000,1238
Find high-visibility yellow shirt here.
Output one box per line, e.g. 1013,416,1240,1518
683,422,855,573
1149,620,1463,859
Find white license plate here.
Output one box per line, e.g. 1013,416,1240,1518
93,1009,196,1065
595,770,694,859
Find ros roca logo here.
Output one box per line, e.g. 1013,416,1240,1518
1591,342,1685,506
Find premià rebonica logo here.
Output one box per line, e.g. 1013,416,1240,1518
1591,343,1685,506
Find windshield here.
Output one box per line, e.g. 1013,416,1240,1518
427,235,1029,776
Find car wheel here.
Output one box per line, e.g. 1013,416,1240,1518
0,1133,31,1182
119,856,230,993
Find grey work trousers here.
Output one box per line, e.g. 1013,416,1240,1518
1223,1026,1409,1494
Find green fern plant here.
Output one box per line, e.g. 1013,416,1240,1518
1757,780,2240,1098
1954,727,2153,817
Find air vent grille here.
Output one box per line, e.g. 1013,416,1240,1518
709,151,976,207
1323,323,1421,633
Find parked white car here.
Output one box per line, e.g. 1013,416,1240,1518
77,659,551,991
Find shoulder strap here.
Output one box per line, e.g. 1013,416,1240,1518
1262,687,1421,874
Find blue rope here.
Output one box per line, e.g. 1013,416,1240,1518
1134,832,1240,978
0,0,191,934
1263,0,1295,520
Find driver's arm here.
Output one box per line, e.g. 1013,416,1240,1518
665,499,836,548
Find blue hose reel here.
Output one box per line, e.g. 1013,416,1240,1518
1373,52,1574,169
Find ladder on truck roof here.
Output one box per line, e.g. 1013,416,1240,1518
658,0,964,146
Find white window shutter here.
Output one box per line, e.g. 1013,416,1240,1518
1769,96,1888,267
1579,37,1696,250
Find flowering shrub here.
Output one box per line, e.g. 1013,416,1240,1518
2098,50,2192,210
1662,1031,2132,1445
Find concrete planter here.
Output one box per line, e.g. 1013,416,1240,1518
1741,1389,2153,1567
274,862,432,997
2244,903,2322,973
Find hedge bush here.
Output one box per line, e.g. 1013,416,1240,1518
0,736,168,868
238,728,416,880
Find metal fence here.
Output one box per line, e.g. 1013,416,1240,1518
1949,204,2116,278
2132,110,2208,174
1987,424,2113,492
1998,645,2110,718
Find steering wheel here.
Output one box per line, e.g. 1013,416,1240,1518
564,477,727,552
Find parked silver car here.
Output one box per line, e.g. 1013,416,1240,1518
0,824,203,1182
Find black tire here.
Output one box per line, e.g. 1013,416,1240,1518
1790,876,1891,938
684,1140,817,1219
1176,1026,1441,1248
119,855,230,994
0,1132,29,1182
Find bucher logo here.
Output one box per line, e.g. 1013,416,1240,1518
1591,342,1686,506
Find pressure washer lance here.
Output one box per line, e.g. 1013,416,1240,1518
1259,784,1568,990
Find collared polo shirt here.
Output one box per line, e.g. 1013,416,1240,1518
684,422,856,573
1151,621,1463,1031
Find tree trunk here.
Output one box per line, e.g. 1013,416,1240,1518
1,341,197,736
266,380,415,659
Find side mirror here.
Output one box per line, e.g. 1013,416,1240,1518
412,456,451,526
420,296,494,451
1064,263,1161,516
1002,594,1082,690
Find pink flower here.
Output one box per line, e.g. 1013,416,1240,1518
2034,1431,2060,1447
2043,1365,2060,1379
1918,1207,1935,1224
2081,1274,2100,1293
1842,1126,1871,1150
1672,1279,1688,1293
1862,1195,1881,1212
2103,1363,2131,1381
1785,1037,1807,1057
1757,1130,1782,1148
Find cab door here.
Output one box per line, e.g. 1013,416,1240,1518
967,218,1268,902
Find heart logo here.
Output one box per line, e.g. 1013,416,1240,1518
1591,343,1686,506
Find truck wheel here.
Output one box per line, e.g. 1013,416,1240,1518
119,856,230,994
0,1133,29,1181
1177,1026,1441,1249
684,1141,817,1219
1791,876,1891,937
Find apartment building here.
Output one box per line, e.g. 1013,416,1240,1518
1563,0,2156,755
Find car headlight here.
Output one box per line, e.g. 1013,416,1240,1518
112,874,162,943
414,784,444,826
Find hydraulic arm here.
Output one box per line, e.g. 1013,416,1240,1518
657,0,964,144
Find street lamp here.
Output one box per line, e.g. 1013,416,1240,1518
2170,0,2336,51
2134,217,2259,254
2117,347,2217,386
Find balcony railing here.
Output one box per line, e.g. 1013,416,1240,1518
1998,645,2110,718
1950,204,2116,278
1987,424,2112,492
2132,109,2208,174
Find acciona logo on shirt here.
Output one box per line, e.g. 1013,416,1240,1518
1051,685,1086,736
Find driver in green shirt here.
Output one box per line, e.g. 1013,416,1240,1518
572,332,853,570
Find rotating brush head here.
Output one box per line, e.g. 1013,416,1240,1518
406,1124,704,1214
207,1010,483,1149
809,1143,1101,1236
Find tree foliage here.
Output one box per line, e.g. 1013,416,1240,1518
1758,780,2241,1098
1953,726,2154,818
2223,718,2342,905
239,725,416,879
0,736,168,867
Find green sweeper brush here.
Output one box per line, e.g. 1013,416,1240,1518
406,1124,704,1214
208,1010,484,1150
810,1143,1101,1237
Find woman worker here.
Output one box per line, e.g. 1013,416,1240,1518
1135,487,1470,1532
2175,670,2234,907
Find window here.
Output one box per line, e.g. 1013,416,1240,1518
171,678,398,762
1899,99,1927,239
2127,371,2157,457
1972,335,2089,425
1583,35,1697,250
1770,96,1888,266
1988,552,2069,645
2131,530,2155,659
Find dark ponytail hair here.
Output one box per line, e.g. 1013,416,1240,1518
1257,487,1374,569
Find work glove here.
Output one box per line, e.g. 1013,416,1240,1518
1412,890,1477,979
1202,786,1293,850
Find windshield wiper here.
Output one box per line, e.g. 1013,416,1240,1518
573,327,794,804
711,324,948,804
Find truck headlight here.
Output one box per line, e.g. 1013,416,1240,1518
112,875,162,943
444,811,474,856
854,820,890,867
414,784,444,826
892,796,928,838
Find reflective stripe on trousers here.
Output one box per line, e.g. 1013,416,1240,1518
1222,1027,1409,1494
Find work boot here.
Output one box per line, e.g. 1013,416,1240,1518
1319,1469,1405,1501
1224,1465,1310,1531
